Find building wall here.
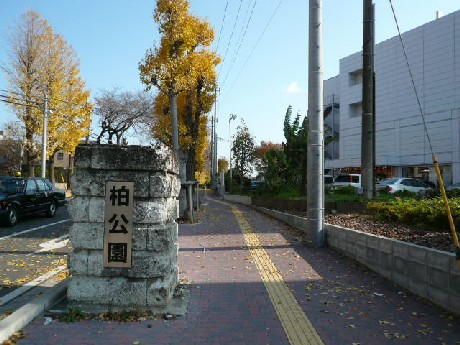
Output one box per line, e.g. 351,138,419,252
53,150,71,168
323,76,340,160
325,10,460,183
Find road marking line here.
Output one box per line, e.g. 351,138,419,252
231,205,324,345
0,219,70,241
0,265,67,306
26,234,69,256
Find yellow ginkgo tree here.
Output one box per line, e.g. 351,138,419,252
40,28,92,180
2,10,91,178
139,0,220,182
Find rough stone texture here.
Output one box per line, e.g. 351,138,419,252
134,199,178,224
68,144,180,309
71,170,150,198
69,223,104,250
81,144,178,173
146,268,178,307
67,277,148,307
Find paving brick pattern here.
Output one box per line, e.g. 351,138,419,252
16,195,460,345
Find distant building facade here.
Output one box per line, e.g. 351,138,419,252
324,10,460,185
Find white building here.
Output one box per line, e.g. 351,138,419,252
324,10,460,185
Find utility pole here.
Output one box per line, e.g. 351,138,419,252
213,114,218,187
169,91,180,160
41,95,48,178
229,113,237,190
307,0,324,247
211,88,219,189
361,0,375,199
210,114,214,186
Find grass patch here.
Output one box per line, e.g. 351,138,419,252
58,305,85,322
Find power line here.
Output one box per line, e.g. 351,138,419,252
220,0,257,89
219,0,243,74
0,93,41,106
222,0,284,105
215,1,229,52
0,89,42,104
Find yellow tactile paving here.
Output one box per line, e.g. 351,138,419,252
230,205,324,345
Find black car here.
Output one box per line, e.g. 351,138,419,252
0,176,66,226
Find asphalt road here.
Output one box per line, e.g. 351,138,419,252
0,204,72,301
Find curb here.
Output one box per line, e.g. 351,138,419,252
0,280,68,343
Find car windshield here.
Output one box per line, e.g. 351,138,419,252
335,175,351,183
378,178,399,185
0,179,16,193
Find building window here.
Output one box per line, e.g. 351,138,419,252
348,69,363,86
349,102,362,118
57,152,64,161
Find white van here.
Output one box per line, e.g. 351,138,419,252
333,174,362,188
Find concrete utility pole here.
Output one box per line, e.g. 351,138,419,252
229,113,237,189
211,88,219,189
361,0,375,199
210,114,214,186
41,95,48,178
169,92,180,159
307,0,324,247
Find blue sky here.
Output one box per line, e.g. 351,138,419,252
1,1,459,161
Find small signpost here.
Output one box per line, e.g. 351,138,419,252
103,181,134,268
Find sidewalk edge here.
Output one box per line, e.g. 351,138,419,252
0,280,68,343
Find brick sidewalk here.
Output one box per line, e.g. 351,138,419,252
16,194,460,345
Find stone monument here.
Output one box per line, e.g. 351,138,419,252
67,144,180,309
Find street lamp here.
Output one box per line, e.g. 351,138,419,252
229,113,237,190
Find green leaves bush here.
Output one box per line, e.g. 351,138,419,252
368,197,460,231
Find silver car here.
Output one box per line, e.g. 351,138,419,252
376,177,433,195
447,182,460,191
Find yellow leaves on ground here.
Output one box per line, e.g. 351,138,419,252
1,256,67,288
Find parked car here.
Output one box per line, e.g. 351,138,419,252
376,177,433,195
0,176,66,226
250,180,264,189
333,173,362,188
324,175,334,185
447,182,460,191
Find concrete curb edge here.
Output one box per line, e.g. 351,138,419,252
0,280,68,343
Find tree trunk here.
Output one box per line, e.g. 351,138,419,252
28,162,35,177
48,158,55,182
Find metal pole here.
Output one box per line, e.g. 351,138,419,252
229,113,236,190
169,91,180,159
210,114,214,187
361,0,375,199
211,89,219,189
307,0,324,247
41,95,48,178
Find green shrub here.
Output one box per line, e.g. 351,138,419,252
368,197,460,231
334,185,357,195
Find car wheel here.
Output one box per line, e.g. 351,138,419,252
6,206,18,227
46,201,57,218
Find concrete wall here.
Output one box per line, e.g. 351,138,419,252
250,202,460,315
67,144,180,309
223,194,252,205
326,224,460,315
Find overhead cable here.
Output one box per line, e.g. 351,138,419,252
219,0,243,73
222,0,284,104
215,1,229,52
220,0,257,89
